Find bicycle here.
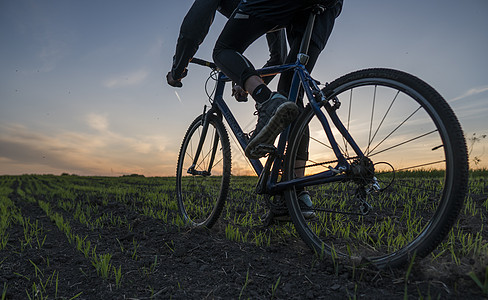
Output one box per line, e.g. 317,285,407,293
175,6,469,269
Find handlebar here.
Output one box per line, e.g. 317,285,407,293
190,58,217,70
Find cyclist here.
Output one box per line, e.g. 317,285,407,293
166,0,287,97
213,0,342,157
213,0,343,218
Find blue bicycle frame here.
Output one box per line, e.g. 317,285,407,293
190,5,364,196
197,58,364,196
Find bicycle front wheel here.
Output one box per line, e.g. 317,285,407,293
284,68,468,268
176,114,231,228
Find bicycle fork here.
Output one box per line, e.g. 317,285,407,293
187,105,220,177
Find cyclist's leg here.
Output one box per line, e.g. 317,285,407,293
278,7,338,96
276,9,338,212
213,12,275,89
277,40,318,186
213,12,300,159
295,126,310,178
278,7,339,178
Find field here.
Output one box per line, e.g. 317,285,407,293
1,172,487,299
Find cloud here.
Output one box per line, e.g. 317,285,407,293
86,113,109,132
0,121,175,176
103,69,148,88
449,85,488,103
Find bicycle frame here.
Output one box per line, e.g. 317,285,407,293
189,6,365,196
190,58,365,196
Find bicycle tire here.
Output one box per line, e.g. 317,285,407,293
176,113,231,228
284,68,468,268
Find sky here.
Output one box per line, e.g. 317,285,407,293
1,0,487,176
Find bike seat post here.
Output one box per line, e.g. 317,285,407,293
298,5,324,65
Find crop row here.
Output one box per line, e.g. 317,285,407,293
1,171,487,297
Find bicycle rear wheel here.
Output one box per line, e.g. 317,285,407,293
176,114,231,228
284,68,468,268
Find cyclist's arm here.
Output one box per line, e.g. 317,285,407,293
170,0,221,81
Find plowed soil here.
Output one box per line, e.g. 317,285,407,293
1,175,487,299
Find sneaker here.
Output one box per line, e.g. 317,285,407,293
298,191,316,219
245,93,299,159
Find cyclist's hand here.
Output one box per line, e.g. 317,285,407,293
232,83,248,102
166,71,183,88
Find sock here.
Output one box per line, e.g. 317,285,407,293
251,84,272,103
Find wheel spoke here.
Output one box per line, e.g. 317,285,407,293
366,85,377,154
368,106,422,155
369,129,439,158
368,90,400,153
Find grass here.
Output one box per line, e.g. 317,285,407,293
113,265,123,288
403,252,417,300
92,253,113,279
2,282,7,300
239,268,250,300
468,265,488,296
270,275,281,299
0,171,486,298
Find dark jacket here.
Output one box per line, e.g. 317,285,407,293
237,0,343,26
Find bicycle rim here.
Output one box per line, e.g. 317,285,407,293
176,114,231,228
284,68,468,268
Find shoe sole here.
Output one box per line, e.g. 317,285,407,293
245,102,299,159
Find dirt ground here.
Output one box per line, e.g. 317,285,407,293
1,176,487,299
